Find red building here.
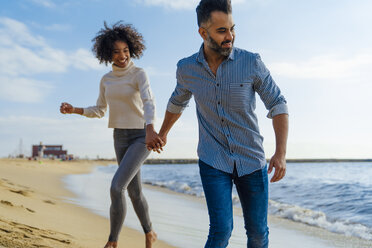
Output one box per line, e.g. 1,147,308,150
32,143,68,159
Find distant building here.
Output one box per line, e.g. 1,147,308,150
31,143,69,159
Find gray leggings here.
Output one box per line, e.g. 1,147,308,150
109,128,152,242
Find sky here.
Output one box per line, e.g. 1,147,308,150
0,0,372,159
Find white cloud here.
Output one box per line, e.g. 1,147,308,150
0,77,52,103
0,17,105,103
0,45,69,76
135,0,247,10
139,0,197,10
44,23,72,31
29,22,72,32
269,53,372,80
70,49,104,71
0,17,46,47
143,66,173,77
29,0,56,8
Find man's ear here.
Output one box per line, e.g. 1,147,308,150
198,27,207,41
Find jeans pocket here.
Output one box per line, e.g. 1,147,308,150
238,166,268,192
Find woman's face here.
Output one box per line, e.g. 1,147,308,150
112,40,131,68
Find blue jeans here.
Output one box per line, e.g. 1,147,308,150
199,160,269,248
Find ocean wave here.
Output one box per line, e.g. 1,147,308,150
144,180,205,197
269,200,372,240
144,180,372,241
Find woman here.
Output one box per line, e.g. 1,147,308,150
60,22,162,248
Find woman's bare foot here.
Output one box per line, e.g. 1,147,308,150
104,241,117,248
145,230,157,248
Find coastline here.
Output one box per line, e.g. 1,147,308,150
143,158,372,164
0,158,175,248
141,184,372,248
2,158,371,248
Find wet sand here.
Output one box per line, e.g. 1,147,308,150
0,158,175,248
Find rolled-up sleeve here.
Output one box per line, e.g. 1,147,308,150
166,66,192,114
253,53,288,119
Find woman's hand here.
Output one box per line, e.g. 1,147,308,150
145,124,165,153
60,103,83,115
60,102,74,114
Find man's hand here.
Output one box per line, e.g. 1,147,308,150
145,125,165,153
268,153,286,183
146,133,167,153
146,110,180,153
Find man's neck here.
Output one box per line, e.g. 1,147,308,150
203,44,226,67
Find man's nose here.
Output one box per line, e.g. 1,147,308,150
226,30,233,41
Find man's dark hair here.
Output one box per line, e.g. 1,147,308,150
92,21,145,65
196,0,232,27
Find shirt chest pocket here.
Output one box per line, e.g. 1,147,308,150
228,81,255,110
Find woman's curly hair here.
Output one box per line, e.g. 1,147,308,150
92,21,145,65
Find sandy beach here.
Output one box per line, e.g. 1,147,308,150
0,158,175,248
2,158,371,248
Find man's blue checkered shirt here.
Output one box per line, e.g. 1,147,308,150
167,45,288,176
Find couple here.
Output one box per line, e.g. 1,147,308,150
60,0,288,247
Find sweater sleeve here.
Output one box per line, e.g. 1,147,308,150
137,69,155,125
82,78,107,118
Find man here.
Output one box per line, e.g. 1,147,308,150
147,0,288,247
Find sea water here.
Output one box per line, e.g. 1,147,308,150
63,162,372,245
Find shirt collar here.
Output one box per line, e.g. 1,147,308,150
196,43,235,64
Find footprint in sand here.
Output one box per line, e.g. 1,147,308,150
0,227,12,233
25,208,35,213
9,189,31,196
1,200,35,213
1,178,33,193
43,200,56,205
1,219,76,247
40,234,71,244
1,200,13,206
19,227,34,233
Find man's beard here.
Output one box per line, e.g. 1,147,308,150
206,33,234,57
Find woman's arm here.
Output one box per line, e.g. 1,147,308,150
60,103,83,115
60,78,107,118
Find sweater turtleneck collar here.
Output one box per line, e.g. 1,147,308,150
112,60,135,77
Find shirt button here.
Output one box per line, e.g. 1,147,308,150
240,84,243,87
218,101,221,105
221,119,224,122
217,83,220,87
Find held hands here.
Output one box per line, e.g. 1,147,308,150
268,152,286,183
145,125,166,153
60,102,74,114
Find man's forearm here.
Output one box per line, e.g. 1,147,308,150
272,114,289,155
159,111,182,137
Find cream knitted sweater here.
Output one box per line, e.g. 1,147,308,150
83,60,155,128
